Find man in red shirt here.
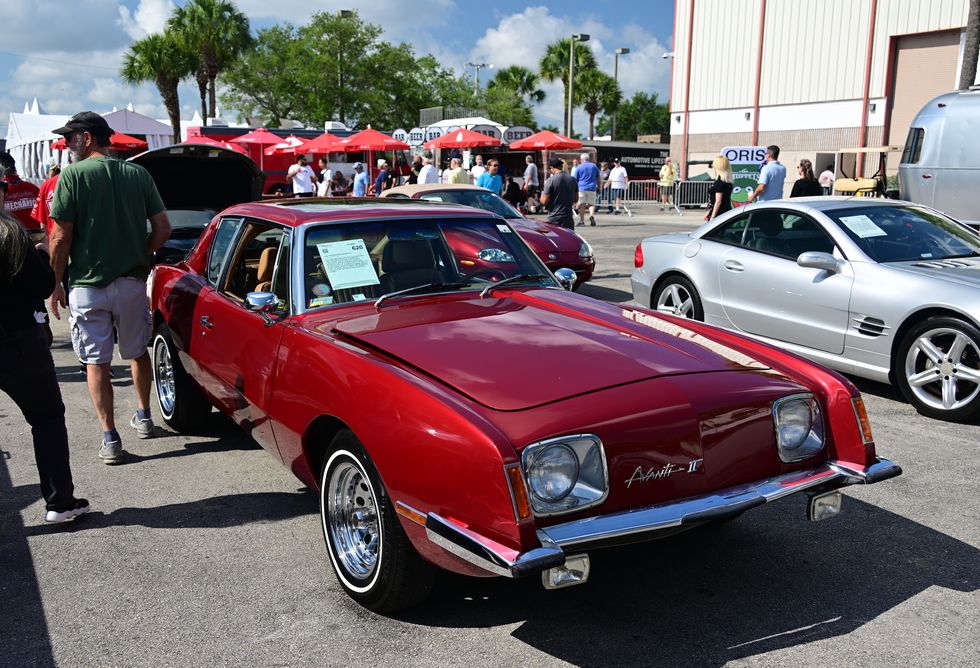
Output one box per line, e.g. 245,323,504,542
31,164,61,238
1,152,41,235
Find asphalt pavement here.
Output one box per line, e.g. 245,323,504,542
1,204,977,667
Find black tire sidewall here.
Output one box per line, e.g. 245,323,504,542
896,316,980,421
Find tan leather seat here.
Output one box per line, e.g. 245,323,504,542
255,246,276,292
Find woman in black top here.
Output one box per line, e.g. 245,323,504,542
0,210,89,523
791,158,823,197
706,154,734,220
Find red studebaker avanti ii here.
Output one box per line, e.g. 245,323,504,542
150,198,901,613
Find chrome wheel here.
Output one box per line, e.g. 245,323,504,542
657,282,695,318
153,335,176,416
904,327,980,412
327,459,380,579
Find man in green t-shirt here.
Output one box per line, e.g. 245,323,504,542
48,112,171,465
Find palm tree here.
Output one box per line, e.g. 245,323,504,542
169,0,252,119
575,69,622,139
539,38,597,135
488,65,545,104
120,32,192,143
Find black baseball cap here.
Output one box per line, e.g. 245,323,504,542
52,111,113,137
548,158,564,169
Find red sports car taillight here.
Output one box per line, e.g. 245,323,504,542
633,243,644,268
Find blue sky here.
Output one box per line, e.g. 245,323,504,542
1,0,675,136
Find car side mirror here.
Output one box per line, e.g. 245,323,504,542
246,291,279,313
797,251,842,273
554,267,577,290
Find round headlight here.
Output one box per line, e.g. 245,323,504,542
527,444,579,502
777,399,812,451
579,240,593,258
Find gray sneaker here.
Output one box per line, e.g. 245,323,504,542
130,414,157,439
99,439,125,465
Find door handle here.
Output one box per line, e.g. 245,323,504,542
199,315,214,330
724,260,744,272
921,174,932,179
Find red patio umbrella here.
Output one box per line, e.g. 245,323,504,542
181,135,249,155
336,128,410,152
230,127,283,169
296,132,342,154
424,127,501,150
507,130,582,150
50,131,149,152
264,135,306,156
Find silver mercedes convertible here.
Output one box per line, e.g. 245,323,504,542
631,197,980,422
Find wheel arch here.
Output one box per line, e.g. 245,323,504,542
650,269,699,306
302,414,354,489
889,307,980,383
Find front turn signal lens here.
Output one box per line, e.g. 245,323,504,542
852,397,875,444
505,464,532,522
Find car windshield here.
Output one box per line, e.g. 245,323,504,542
417,189,521,219
302,217,555,309
827,205,980,262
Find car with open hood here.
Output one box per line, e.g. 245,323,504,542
382,183,595,288
129,144,264,265
150,198,900,613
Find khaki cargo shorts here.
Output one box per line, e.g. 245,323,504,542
69,276,152,365
578,190,597,206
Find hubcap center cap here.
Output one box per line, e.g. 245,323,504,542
939,361,955,375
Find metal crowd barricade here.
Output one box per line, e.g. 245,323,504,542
676,180,711,209
621,179,712,215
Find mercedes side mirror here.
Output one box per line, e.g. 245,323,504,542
554,267,577,290
797,252,843,273
246,291,279,313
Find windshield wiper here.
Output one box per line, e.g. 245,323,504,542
374,282,470,308
480,274,551,298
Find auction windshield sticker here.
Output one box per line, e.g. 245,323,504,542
316,240,380,291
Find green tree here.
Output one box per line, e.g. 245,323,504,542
574,69,621,139
539,38,597,135
479,86,535,128
120,32,192,142
488,65,545,104
595,91,670,141
169,0,252,119
220,24,304,126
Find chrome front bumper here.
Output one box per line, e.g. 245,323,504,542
425,458,901,578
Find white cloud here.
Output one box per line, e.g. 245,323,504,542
2,0,130,53
119,0,176,40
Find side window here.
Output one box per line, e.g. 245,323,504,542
220,221,285,303
744,211,836,259
208,216,244,285
902,127,924,165
703,214,749,246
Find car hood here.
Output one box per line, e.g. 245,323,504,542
889,258,980,289
509,218,584,254
327,290,771,410
129,144,264,212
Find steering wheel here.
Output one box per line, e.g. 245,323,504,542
460,268,508,282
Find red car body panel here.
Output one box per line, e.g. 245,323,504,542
152,199,894,579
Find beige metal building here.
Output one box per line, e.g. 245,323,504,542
669,0,976,192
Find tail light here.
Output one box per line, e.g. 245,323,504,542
633,243,644,268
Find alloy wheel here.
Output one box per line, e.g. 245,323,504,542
657,283,695,318
327,460,380,579
154,336,176,416
904,326,980,412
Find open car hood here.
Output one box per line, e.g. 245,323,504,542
329,291,772,411
129,144,264,212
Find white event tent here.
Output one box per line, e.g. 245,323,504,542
3,100,176,181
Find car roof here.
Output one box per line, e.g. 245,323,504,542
219,197,500,227
384,183,486,197
750,197,915,213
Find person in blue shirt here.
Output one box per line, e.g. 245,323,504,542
476,159,503,195
372,158,390,196
747,145,787,202
351,163,368,197
574,152,602,226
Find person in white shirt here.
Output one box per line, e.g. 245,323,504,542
418,156,439,184
522,154,540,213
470,155,486,181
317,157,332,197
608,158,629,214
818,165,835,195
287,155,317,196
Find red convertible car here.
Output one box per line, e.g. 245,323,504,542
150,198,901,613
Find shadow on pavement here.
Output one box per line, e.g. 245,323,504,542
0,450,57,668
577,284,633,303
400,496,979,666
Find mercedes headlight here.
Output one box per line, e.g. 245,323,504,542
478,248,515,263
521,435,608,516
772,394,825,462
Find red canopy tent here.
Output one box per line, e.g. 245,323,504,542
424,127,501,150
507,130,582,151
50,131,149,152
336,128,410,186
181,135,249,155
295,132,342,155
